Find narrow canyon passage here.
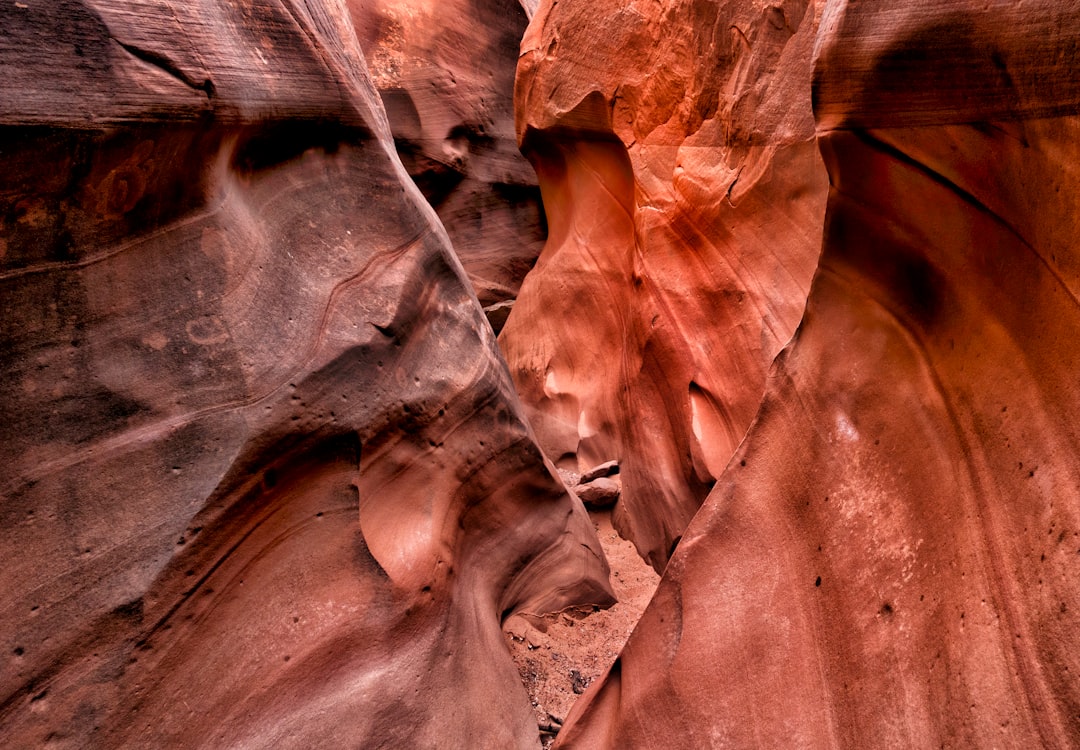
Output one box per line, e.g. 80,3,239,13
506,510,660,748
2,1,1079,748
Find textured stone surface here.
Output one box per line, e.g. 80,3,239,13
0,2,612,747
501,0,829,570
556,1,1080,746
351,0,546,306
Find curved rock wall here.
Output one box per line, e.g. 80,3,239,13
9,1,1078,746
555,1,1080,746
350,0,546,307
0,2,611,747
501,0,829,570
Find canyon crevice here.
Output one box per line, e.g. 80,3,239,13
2,0,1079,748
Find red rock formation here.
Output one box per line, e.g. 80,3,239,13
556,1,1080,746
350,0,545,307
501,0,829,570
0,2,611,747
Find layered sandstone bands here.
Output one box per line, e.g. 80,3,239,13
6,0,1080,747
557,1,1080,746
0,2,610,747
502,0,829,570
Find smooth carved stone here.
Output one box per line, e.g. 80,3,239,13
0,2,612,748
501,0,829,570
556,1,1080,747
350,0,546,307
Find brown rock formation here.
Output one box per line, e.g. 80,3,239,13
556,1,1080,746
350,0,546,306
0,2,612,747
501,0,829,570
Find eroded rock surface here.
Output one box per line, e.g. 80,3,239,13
501,0,829,570
351,0,546,306
556,2,1080,746
0,2,612,747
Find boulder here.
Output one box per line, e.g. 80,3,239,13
484,299,516,335
579,460,619,485
575,477,621,510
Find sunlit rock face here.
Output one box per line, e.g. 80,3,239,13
350,0,546,307
501,0,829,571
0,2,612,747
555,1,1080,746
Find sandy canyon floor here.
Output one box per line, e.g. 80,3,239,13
505,510,660,746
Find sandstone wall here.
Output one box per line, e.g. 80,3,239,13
0,2,610,747
502,0,829,570
555,1,1080,746
351,0,546,307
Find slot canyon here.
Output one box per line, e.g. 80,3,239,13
1,1,1078,748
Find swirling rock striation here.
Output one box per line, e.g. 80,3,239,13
502,0,829,570
0,2,612,747
556,1,1080,746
